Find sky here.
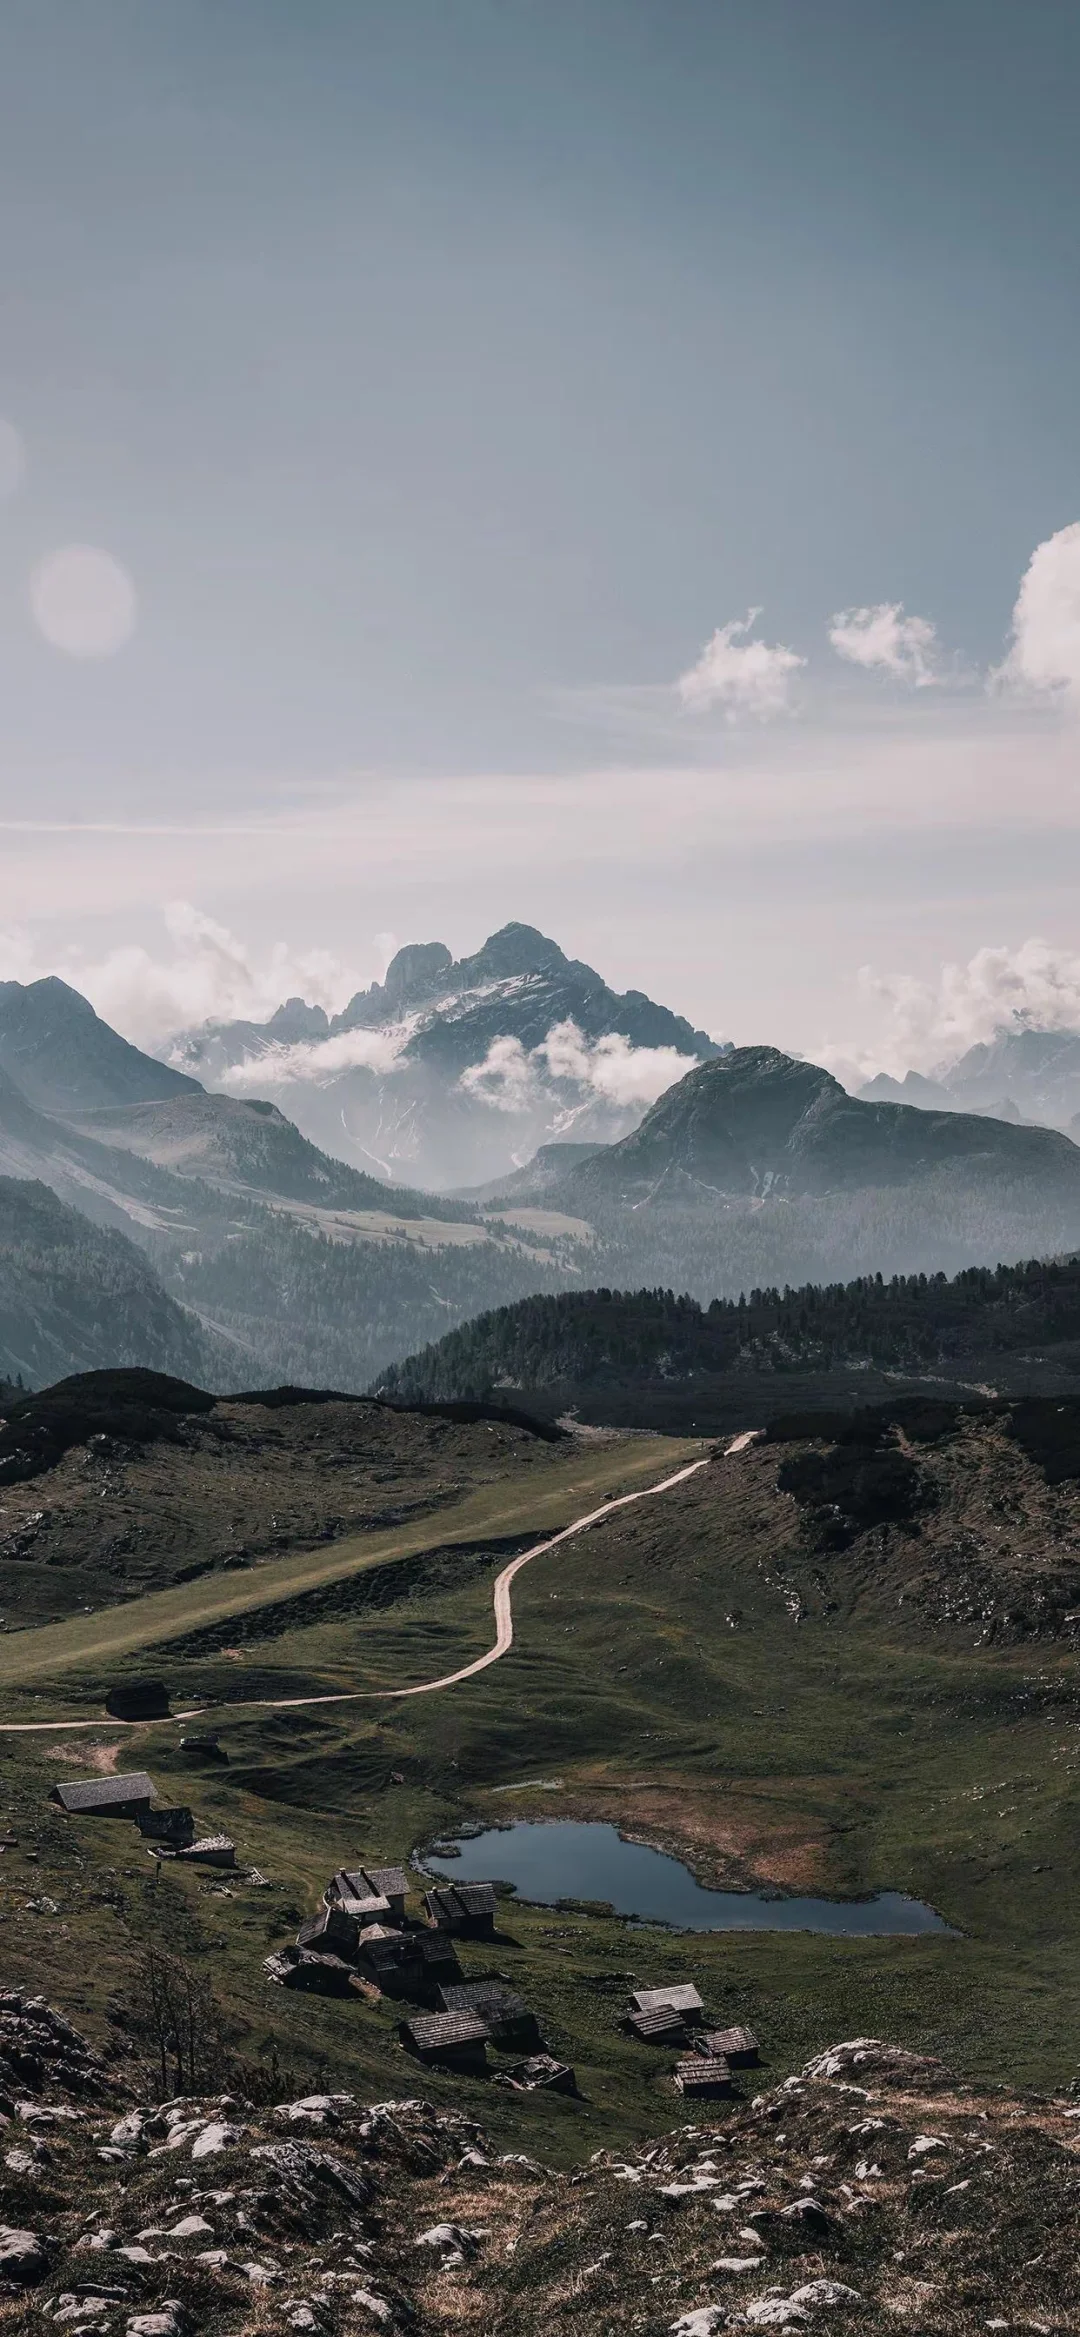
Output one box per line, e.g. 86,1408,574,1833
1,0,1080,1077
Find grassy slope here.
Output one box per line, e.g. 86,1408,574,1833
0,1431,696,1688
0,1422,1076,2167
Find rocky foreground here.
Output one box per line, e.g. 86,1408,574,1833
0,1992,1077,2334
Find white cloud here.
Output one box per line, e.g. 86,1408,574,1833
677,610,805,718
996,521,1080,705
828,601,939,686
537,1019,697,1107
222,1021,411,1090
0,901,370,1049
849,937,1080,1080
458,1035,538,1114
460,1019,696,1114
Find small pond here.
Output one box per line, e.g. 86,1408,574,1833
425,1820,951,1934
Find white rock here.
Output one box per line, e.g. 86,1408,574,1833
274,2094,354,2126
413,2223,474,2254
3,2148,35,2174
109,2112,147,2152
191,2121,240,2159
713,2257,766,2274
744,2303,810,2329
168,2214,215,2239
195,2248,230,2267
790,2282,864,2312
241,2260,281,2284
126,2310,187,2337
908,2136,946,2159
351,2296,393,2325
670,2310,731,2337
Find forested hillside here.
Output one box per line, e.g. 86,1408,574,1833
0,1178,221,1388
165,1206,575,1390
378,1252,1080,1424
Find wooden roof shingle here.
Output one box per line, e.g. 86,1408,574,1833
50,1772,154,1815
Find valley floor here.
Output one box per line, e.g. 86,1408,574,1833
0,1415,1076,2167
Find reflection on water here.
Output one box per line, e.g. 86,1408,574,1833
426,1820,952,1935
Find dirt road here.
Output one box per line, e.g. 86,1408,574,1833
0,1436,754,1732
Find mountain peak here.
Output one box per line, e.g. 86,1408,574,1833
382,940,453,1007
0,978,201,1114
459,922,570,984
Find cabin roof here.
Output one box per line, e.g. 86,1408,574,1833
50,1772,154,1813
705,2024,758,2055
675,2055,732,2092
403,2010,489,2050
631,1983,704,2016
439,1980,529,2018
363,1865,410,1899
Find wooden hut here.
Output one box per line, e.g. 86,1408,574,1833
272,1948,357,1998
171,1833,236,1868
437,1980,541,2050
135,1806,195,1845
675,2054,733,2098
400,2010,489,2073
423,1882,497,1938
327,1867,407,1926
51,1773,154,1818
104,1680,170,1722
355,1928,427,1998
362,1865,410,1923
698,2024,758,2067
500,2053,577,2095
627,2003,690,2045
298,1904,360,1961
630,1984,704,2023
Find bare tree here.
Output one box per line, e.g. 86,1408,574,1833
129,1941,229,2099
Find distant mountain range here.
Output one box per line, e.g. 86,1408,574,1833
7,960,1080,1396
860,1026,1080,1133
474,1043,1080,1300
0,976,576,1390
570,1045,1080,1206
168,921,720,1190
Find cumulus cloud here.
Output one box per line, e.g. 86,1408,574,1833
677,610,805,718
223,1022,412,1091
460,1019,697,1114
995,521,1080,705
853,937,1080,1079
828,601,939,686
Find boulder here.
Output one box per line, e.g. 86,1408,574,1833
0,2225,48,2283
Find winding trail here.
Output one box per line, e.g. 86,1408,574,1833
0,1436,757,1734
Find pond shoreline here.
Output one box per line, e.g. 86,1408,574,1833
419,1817,955,1937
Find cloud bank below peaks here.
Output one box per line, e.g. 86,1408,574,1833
460,1021,698,1114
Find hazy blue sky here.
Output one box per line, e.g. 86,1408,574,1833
2,0,1080,1070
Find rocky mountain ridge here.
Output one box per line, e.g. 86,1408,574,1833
0,1998,1075,2334
860,1024,1080,1134
569,1046,1080,1207
169,922,721,1190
